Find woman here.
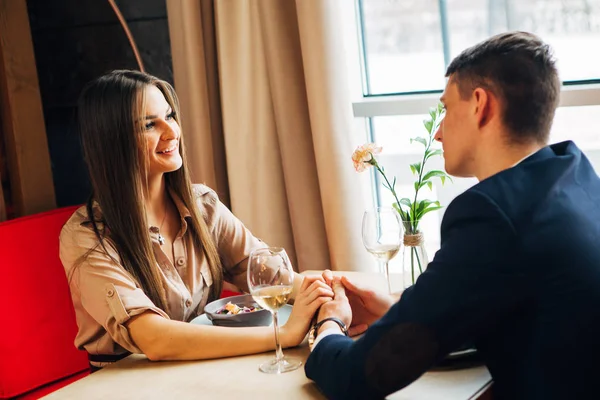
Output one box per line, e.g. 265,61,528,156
60,70,332,369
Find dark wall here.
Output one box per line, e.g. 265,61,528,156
27,0,173,207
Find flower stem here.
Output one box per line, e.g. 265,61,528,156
415,247,423,274
373,162,407,221
412,149,431,233
410,246,415,284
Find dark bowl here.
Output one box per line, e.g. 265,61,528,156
203,294,272,327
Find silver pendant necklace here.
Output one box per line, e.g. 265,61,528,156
155,202,168,246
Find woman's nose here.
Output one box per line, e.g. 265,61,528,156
161,121,178,140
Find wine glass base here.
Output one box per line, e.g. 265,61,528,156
258,356,302,374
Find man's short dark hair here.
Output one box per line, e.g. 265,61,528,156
445,31,560,144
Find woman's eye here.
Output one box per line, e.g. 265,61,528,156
144,121,155,130
166,111,176,120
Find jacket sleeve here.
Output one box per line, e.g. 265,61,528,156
305,189,526,399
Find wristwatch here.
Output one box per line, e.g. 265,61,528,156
308,317,349,348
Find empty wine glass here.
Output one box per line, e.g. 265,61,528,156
362,206,402,294
247,247,301,373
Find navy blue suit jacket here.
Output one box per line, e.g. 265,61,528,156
306,141,600,399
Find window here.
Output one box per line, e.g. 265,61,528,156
359,0,600,95
352,0,600,273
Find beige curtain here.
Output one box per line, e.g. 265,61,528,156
167,0,230,207
167,0,372,272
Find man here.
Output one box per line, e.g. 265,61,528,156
305,32,600,399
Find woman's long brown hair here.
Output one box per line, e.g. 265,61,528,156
77,70,223,312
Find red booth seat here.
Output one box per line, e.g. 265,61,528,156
0,206,243,399
0,206,90,399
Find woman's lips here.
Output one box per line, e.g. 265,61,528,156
157,144,178,154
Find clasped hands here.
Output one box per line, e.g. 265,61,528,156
315,270,396,337
281,271,396,347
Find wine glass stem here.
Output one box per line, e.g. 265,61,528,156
272,310,284,363
384,261,391,294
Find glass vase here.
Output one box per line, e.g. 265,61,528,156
401,223,428,290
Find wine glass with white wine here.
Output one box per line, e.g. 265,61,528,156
362,207,402,294
247,247,301,374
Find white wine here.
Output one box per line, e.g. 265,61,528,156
367,244,399,262
252,285,293,311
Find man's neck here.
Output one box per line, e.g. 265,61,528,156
475,141,545,181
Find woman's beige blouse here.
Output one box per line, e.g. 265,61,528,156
59,184,264,357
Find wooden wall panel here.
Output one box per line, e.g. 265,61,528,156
0,108,7,221
0,0,56,217
27,0,172,207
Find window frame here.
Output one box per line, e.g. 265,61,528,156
353,82,600,118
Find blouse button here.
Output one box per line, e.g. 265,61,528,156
185,299,192,307
107,289,114,297
176,258,185,266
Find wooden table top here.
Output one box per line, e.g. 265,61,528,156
44,271,491,400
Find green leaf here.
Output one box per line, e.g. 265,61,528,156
427,181,433,190
409,162,422,176
410,137,427,147
420,205,444,217
392,202,408,220
422,170,448,182
423,119,433,133
398,197,412,208
412,200,441,221
429,108,437,121
425,149,443,161
415,181,430,192
411,201,424,222
416,200,427,214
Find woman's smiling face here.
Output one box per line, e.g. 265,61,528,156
142,84,183,178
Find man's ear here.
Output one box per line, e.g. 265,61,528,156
472,87,495,129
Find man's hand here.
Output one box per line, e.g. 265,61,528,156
316,278,352,334
320,270,399,336
340,275,398,335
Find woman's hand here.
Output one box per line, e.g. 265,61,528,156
280,275,333,347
